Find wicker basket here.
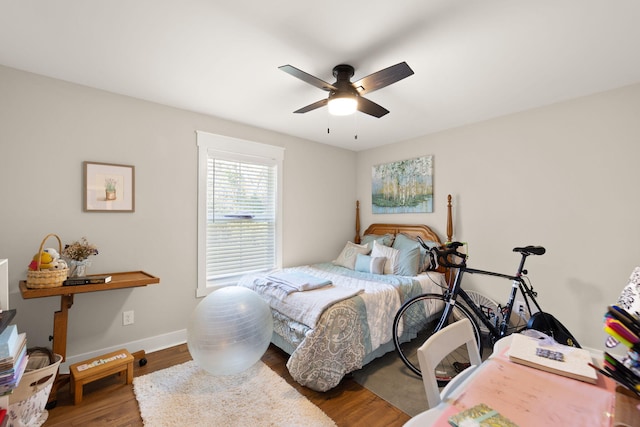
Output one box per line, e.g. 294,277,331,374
25,234,69,289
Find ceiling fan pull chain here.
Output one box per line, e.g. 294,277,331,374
354,108,358,140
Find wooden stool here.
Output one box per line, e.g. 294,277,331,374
69,349,134,405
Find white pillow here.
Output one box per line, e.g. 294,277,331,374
371,240,400,275
333,241,370,270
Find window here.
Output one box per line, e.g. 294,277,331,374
197,131,284,296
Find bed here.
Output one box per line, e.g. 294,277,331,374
237,196,454,392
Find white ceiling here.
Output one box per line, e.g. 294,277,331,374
2,1,640,151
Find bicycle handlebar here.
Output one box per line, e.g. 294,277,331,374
434,242,467,268
416,238,468,268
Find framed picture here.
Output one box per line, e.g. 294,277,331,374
83,161,135,212
372,155,433,214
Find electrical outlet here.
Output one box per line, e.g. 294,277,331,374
123,310,134,326
515,301,526,318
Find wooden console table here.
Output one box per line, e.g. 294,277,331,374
19,271,159,406
19,271,159,362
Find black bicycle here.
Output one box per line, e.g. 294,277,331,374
392,240,580,385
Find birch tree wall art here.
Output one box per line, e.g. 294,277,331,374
372,156,433,214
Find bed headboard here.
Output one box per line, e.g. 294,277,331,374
355,195,454,276
362,223,442,244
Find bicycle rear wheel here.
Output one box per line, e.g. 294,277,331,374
393,293,483,386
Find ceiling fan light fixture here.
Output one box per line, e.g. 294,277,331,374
328,94,357,116
280,62,413,118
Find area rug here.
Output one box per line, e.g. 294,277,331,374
351,350,428,417
352,341,494,416
133,361,336,427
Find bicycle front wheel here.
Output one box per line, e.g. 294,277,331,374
393,293,483,385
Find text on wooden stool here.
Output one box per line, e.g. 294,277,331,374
76,352,129,372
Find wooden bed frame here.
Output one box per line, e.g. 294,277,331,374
353,194,454,275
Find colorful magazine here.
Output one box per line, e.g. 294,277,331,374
449,403,519,427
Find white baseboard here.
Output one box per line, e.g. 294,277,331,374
58,329,187,374
55,330,603,375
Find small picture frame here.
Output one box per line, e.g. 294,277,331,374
83,161,135,212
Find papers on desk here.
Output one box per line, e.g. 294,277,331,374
507,333,597,384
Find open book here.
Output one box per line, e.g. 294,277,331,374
507,333,597,384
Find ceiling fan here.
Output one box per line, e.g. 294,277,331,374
279,62,414,118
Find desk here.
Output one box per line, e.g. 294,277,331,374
19,271,159,362
410,336,619,427
19,271,159,405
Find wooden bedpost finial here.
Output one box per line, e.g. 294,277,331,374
446,194,453,243
355,200,361,244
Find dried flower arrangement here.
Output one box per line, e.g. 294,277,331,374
62,237,99,261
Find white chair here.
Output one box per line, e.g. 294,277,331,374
404,318,482,426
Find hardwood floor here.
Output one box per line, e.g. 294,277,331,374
43,344,411,426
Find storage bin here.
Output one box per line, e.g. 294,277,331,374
7,353,62,427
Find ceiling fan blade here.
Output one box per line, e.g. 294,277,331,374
279,65,337,92
293,99,328,114
353,62,414,95
357,96,389,118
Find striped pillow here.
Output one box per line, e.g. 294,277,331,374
354,254,386,274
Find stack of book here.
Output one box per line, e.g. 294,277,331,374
0,324,27,399
507,333,597,383
602,305,640,396
63,274,112,286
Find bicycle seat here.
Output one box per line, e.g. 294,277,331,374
513,246,546,256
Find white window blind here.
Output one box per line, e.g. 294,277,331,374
207,157,276,279
197,132,283,296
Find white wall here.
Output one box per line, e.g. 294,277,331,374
0,65,357,361
357,82,640,350
3,63,637,359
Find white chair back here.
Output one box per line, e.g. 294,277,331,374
416,318,482,409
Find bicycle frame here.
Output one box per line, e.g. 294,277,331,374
392,242,567,380
436,260,544,343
